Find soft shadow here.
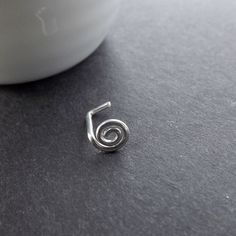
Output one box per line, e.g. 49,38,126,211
1,41,114,97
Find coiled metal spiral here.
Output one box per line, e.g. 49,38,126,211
86,102,130,152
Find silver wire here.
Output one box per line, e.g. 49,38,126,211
86,102,130,152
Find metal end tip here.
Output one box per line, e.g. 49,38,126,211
106,101,112,107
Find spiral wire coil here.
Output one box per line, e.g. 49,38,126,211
86,102,130,152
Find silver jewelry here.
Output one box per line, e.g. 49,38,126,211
86,101,130,152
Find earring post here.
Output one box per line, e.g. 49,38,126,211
90,101,111,115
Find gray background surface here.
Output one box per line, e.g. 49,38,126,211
1,0,236,235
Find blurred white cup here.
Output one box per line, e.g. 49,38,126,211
0,0,120,84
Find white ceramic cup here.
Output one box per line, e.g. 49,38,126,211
0,0,120,84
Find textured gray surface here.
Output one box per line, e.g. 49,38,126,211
1,0,236,235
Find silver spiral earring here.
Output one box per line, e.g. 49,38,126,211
86,101,130,152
